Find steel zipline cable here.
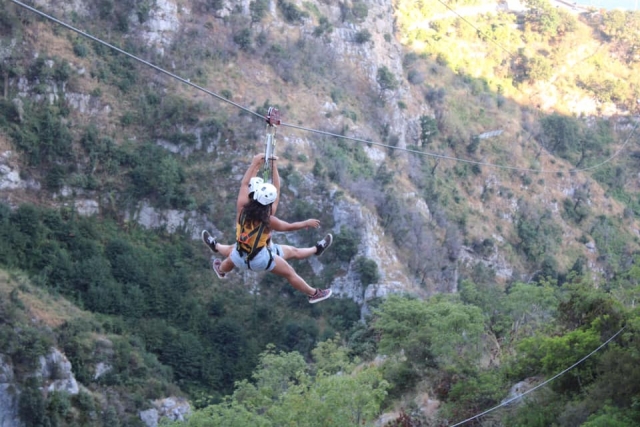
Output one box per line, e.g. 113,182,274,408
449,325,627,427
8,0,638,175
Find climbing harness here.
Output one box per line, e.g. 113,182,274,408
262,107,281,183
236,211,273,270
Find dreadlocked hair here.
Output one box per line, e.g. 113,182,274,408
240,199,272,227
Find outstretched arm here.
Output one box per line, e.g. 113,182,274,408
269,216,320,232
237,153,265,216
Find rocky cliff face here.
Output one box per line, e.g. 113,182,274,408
0,355,20,427
0,346,190,427
5,0,631,311
1,0,442,303
0,349,80,427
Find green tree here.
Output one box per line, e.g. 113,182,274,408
271,367,387,427
514,325,601,394
235,345,308,410
311,335,353,375
419,115,438,146
374,295,485,368
516,204,561,264
524,0,561,36
169,343,387,427
503,281,559,340
177,401,272,427
582,406,638,427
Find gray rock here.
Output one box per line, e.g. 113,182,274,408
37,349,79,395
0,355,20,427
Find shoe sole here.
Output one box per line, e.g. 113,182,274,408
309,289,332,304
212,257,226,279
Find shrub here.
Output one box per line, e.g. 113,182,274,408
233,28,252,51
376,66,398,90
278,0,308,23
524,55,552,82
329,225,360,262
47,391,72,418
407,69,424,85
72,42,89,58
19,378,48,427
45,164,66,192
250,0,269,23
425,87,446,105
436,52,449,67
314,16,333,37
201,0,224,11
0,99,20,125
354,29,371,44
355,256,380,285
350,0,368,22
136,0,152,23
11,104,73,166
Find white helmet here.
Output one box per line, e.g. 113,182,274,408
253,183,277,205
248,177,264,194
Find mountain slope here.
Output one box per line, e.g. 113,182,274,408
2,0,640,425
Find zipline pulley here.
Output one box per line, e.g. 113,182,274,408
263,107,280,183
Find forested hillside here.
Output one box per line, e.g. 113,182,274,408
1,0,640,425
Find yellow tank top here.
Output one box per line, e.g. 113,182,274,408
236,218,271,255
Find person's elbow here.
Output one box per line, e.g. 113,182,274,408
270,220,291,232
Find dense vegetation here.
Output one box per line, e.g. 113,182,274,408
0,202,362,425
166,275,640,426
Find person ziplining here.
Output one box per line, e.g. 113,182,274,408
201,108,333,304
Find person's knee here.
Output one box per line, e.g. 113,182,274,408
220,258,234,272
289,248,303,260
280,246,294,260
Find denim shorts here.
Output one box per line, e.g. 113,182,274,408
230,246,276,272
270,243,283,257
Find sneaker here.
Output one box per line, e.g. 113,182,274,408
212,258,227,279
315,234,333,257
202,230,218,253
308,288,332,304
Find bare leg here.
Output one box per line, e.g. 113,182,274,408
278,244,317,260
270,255,316,296
215,242,314,259
215,243,234,257
218,257,235,274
